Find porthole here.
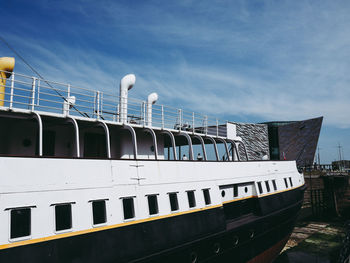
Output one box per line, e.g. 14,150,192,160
190,252,197,263
213,243,220,254
244,187,248,193
221,190,225,197
233,236,239,246
249,229,254,239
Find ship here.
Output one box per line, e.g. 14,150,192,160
0,57,306,263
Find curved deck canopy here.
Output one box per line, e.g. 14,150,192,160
143,127,158,160
190,134,207,161
225,139,239,161
176,132,194,160
66,116,80,157
32,112,42,157
160,130,177,160
0,106,251,162
204,136,219,161
215,137,229,161
122,124,138,159
98,121,111,159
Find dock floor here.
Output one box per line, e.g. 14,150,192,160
275,220,346,263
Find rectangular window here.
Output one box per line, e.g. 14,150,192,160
122,198,135,220
55,204,72,232
265,181,270,192
92,200,107,225
284,178,288,188
169,193,179,211
289,177,293,187
203,189,211,205
187,191,196,208
10,208,31,239
147,195,159,215
272,180,277,191
257,182,263,194
233,185,238,197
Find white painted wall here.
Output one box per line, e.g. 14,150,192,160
0,157,304,245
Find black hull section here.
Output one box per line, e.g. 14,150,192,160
0,185,306,263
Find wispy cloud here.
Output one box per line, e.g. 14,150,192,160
1,0,350,131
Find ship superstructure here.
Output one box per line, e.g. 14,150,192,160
0,58,306,263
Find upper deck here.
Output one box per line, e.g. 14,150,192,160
0,69,248,161
0,70,230,137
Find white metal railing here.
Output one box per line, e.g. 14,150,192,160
0,70,228,137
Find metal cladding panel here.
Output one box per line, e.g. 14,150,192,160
278,117,323,167
234,123,270,161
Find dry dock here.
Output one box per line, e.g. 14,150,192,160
276,167,350,263
275,220,348,263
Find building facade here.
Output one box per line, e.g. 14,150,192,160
263,117,323,167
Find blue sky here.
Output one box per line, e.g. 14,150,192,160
1,0,349,163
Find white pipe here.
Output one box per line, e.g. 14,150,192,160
63,96,76,116
147,92,158,126
119,74,136,123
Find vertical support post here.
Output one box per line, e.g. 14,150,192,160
67,117,80,158
161,105,164,129
116,103,120,122
37,79,41,106
31,77,36,111
178,109,182,130
96,91,100,120
142,101,146,126
9,72,14,109
205,115,208,135
93,91,96,118
99,122,111,159
192,112,195,133
32,112,42,156
100,92,103,119
216,118,219,137
66,84,70,116
140,102,143,125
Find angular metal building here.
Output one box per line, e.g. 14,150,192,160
230,117,323,168
232,123,270,161
263,117,323,167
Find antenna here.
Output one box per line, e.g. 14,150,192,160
337,143,343,171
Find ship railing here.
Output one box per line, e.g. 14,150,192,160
0,70,228,138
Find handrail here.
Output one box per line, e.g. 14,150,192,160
0,70,229,139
